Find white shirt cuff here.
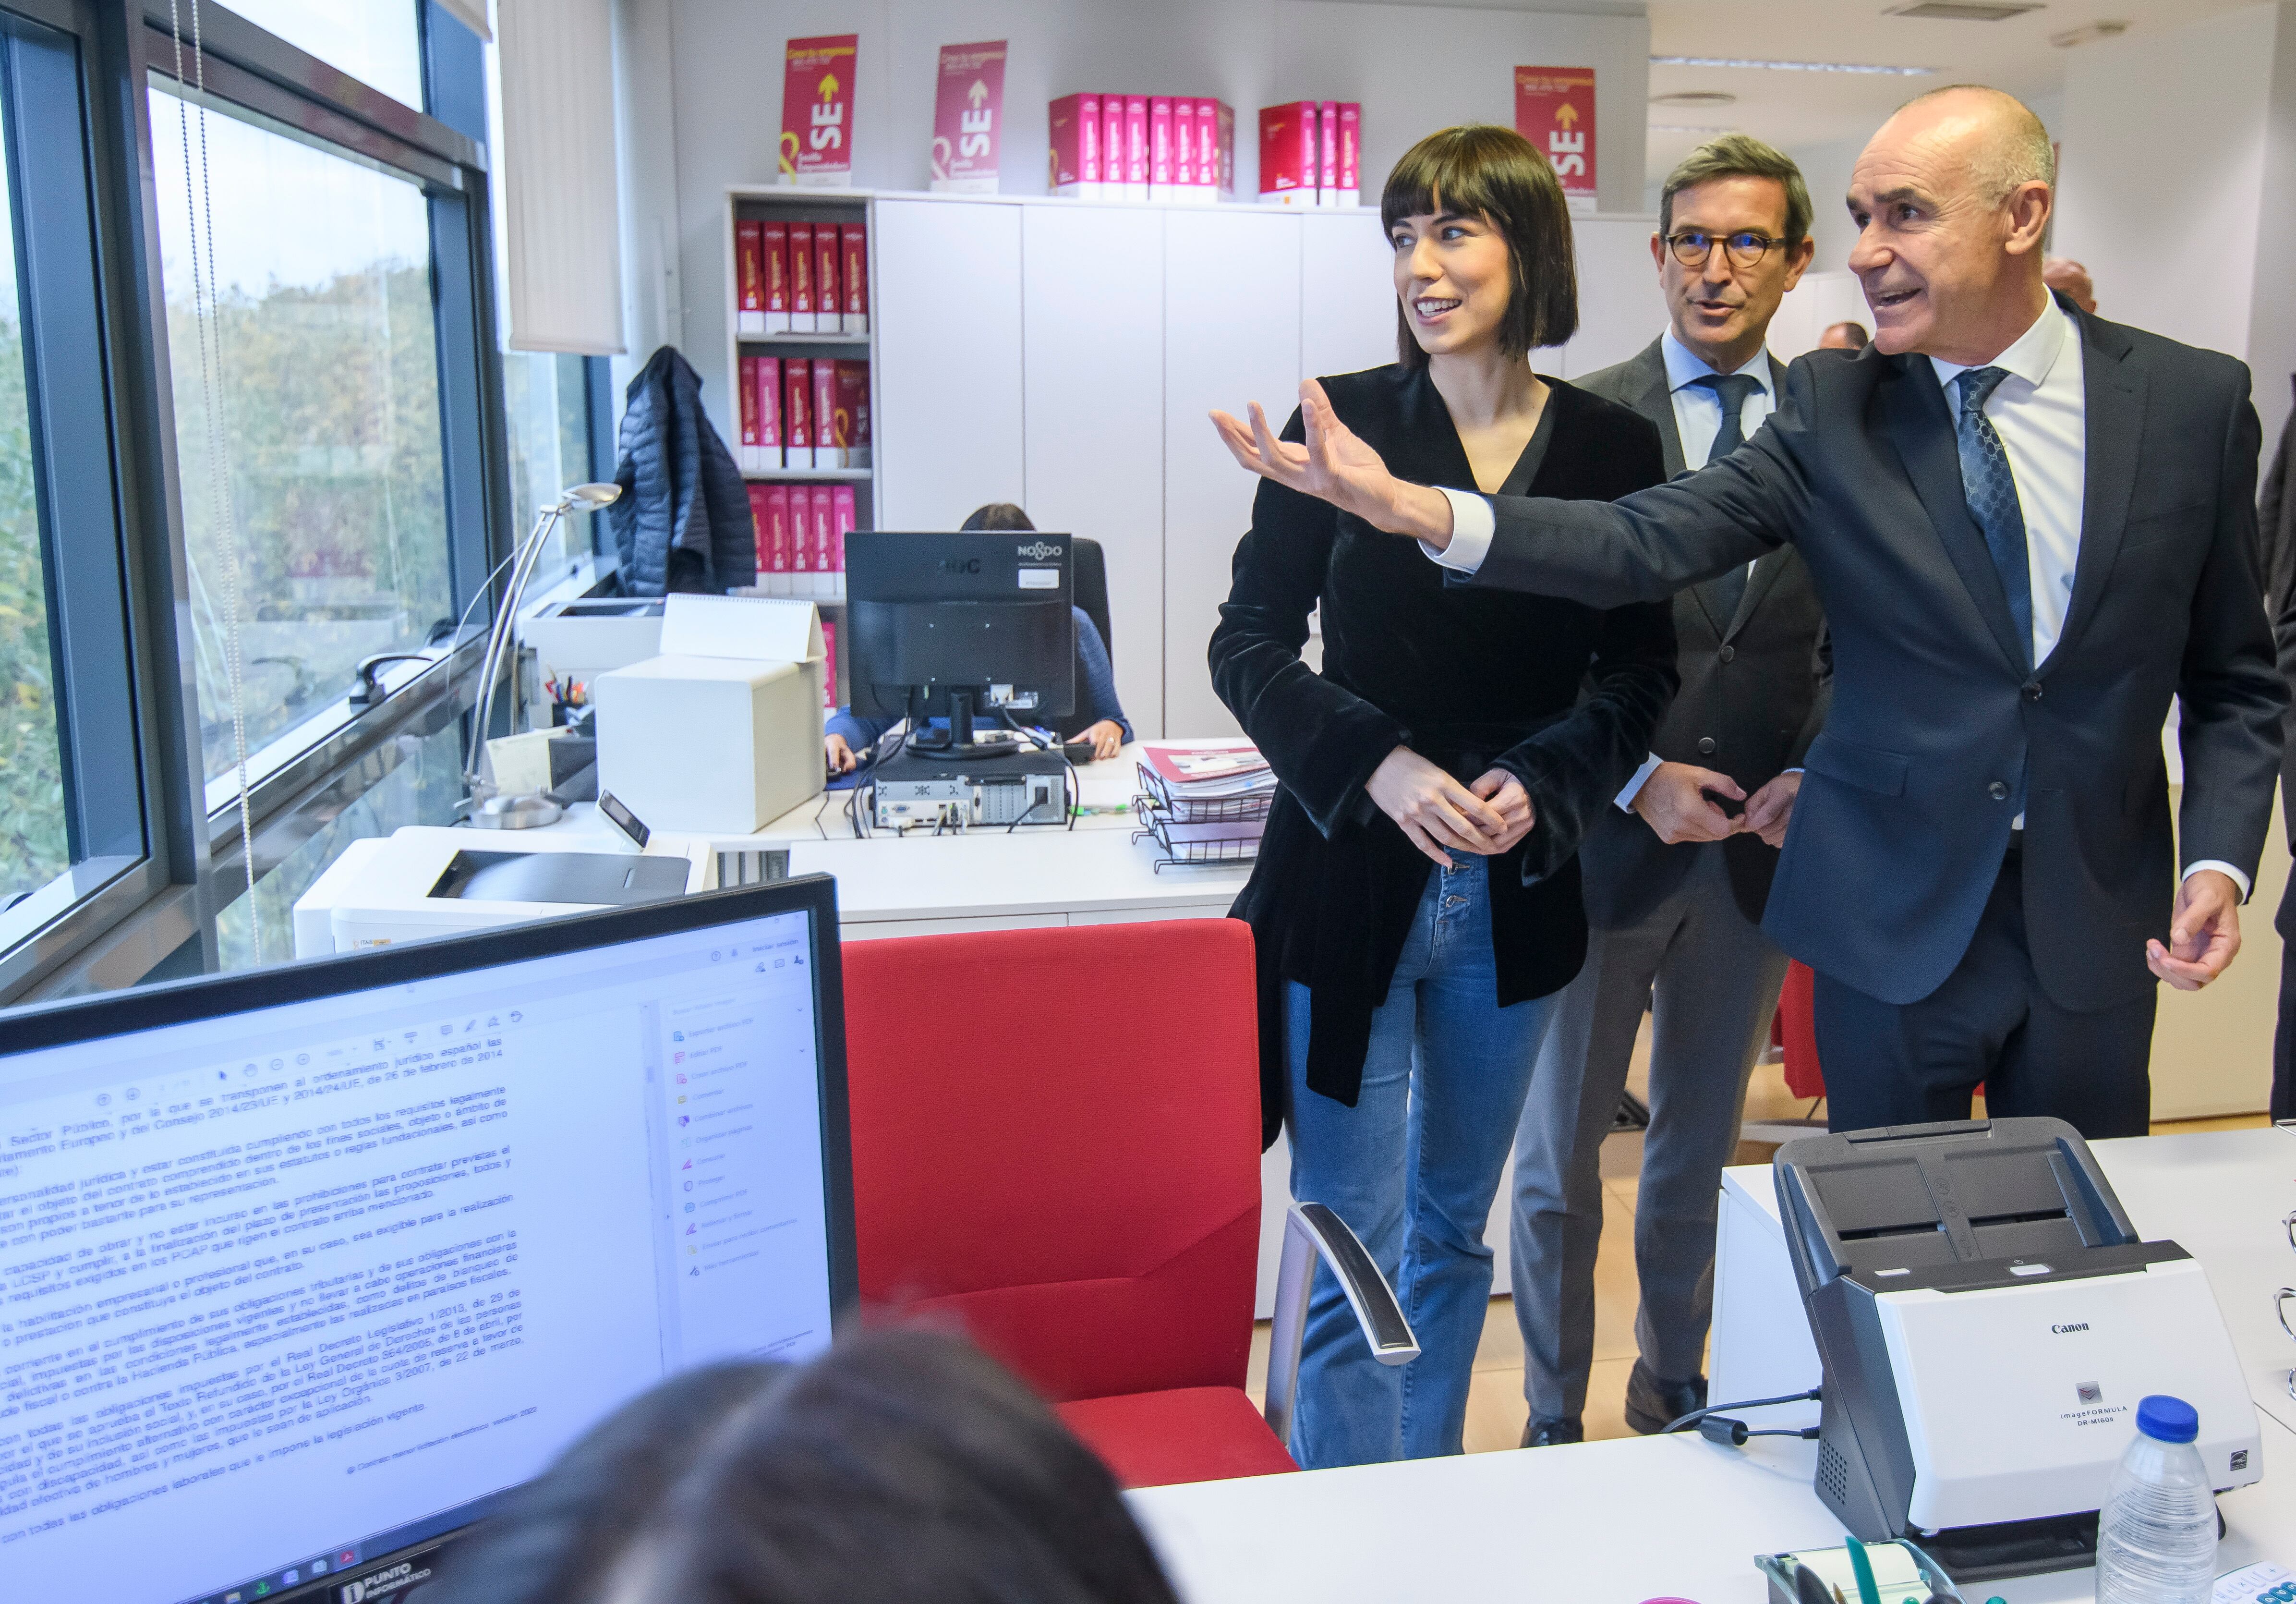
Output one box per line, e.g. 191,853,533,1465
2183,859,2252,901
1419,487,1494,573
1615,753,1663,811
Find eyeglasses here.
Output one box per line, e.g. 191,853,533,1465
1666,229,1793,269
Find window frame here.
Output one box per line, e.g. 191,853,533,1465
0,0,518,1005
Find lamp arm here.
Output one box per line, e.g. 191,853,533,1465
466,499,569,786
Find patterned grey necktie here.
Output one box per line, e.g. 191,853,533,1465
1953,365,2033,666
1691,372,1762,621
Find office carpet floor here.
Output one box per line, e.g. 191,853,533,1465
1244,1030,2272,1454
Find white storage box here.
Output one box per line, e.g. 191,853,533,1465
520,596,665,691
593,595,826,833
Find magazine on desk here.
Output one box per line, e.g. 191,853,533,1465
1139,743,1273,797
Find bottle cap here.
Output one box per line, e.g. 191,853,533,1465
2136,1394,2199,1443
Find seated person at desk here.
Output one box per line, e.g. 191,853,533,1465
824,503,1134,772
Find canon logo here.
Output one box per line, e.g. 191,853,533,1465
2052,1322,2090,1335
1015,540,1063,560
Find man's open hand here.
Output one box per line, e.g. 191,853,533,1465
1211,380,1456,545
2146,869,2243,990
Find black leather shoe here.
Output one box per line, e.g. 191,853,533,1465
1520,1414,1583,1448
1623,1359,1706,1435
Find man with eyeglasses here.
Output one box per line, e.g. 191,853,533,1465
1214,87,2285,1164
1506,134,1830,1448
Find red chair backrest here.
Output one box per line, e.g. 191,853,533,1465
841,919,1262,1402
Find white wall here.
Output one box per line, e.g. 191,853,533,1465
636,0,1649,444
2055,3,2296,447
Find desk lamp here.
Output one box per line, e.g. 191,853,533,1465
465,480,622,829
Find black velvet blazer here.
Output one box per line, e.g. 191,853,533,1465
1210,365,1676,1142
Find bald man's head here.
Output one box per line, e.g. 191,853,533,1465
1844,84,2056,364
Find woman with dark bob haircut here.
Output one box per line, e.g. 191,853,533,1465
1206,124,1675,1467
424,1330,1180,1604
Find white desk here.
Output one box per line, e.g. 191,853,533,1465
1711,1128,2296,1438
1128,1413,2296,1604
1135,1128,2296,1604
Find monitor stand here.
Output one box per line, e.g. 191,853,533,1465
906,690,1024,760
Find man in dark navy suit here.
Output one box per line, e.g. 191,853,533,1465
1213,85,2287,1141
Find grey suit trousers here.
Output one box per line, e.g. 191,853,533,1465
1511,840,1789,1422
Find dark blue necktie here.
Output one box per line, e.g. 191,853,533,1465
1953,366,2032,668
1691,372,1762,621
1691,372,1761,464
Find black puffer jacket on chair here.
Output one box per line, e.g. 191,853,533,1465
609,347,757,595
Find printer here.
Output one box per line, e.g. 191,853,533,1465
291,825,715,958
1773,1117,2259,1581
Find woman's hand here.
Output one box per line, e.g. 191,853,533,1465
1469,768,1537,854
825,733,856,775
1211,380,1458,547
1364,747,1510,867
1079,719,1125,761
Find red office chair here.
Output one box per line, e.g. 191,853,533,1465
841,919,1414,1488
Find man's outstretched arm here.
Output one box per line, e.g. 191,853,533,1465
1211,376,1808,609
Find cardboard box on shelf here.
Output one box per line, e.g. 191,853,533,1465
811,361,838,470
832,361,870,469
1258,102,1318,205
1148,96,1174,202
763,219,791,333
1124,94,1149,201
754,356,781,470
738,355,760,469
813,225,840,341
736,219,764,334
809,485,835,596
840,222,868,333
1102,96,1126,203
1203,100,1234,200
784,358,812,477
1317,102,1339,207
831,484,856,583
789,220,815,333
1049,91,1101,198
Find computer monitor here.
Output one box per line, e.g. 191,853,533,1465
0,877,855,1604
846,531,1075,755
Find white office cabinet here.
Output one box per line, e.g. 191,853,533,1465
1022,205,1168,737
871,198,1025,528
1300,209,1396,382
1162,207,1303,737
1551,216,1664,379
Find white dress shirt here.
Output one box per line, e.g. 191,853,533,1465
1425,300,2247,894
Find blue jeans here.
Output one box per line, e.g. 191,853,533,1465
1282,862,1560,1467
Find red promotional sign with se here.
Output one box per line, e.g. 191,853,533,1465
931,40,1006,193
780,34,857,185
1513,66,1596,201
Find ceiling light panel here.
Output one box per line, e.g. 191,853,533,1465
1885,1,2044,17
1649,55,1938,75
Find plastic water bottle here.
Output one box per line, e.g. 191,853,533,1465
2094,1394,2218,1604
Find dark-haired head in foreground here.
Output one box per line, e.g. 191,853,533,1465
429,1329,1181,1604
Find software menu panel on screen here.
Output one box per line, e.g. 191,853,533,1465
0,908,835,1604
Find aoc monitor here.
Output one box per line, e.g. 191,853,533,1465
845,531,1075,752
0,875,856,1604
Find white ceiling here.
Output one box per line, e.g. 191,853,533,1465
1644,0,2259,177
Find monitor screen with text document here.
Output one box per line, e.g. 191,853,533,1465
0,876,855,1604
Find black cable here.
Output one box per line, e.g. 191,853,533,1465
1660,1386,1821,1436
1697,1416,1823,1447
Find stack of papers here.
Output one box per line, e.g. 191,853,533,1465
1136,745,1274,860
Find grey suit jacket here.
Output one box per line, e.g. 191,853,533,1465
1571,338,1831,927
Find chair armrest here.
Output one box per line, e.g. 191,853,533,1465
1262,1201,1419,1449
